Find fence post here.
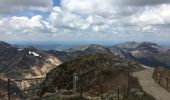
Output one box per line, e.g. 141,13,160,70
100,84,103,100
159,73,161,85
155,72,157,81
123,84,126,97
99,74,103,100
117,88,120,100
8,79,11,100
80,75,83,99
127,68,130,97
167,78,169,89
73,73,78,94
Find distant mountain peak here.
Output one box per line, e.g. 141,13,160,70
85,44,109,54
115,41,162,50
89,44,103,46
0,41,11,47
88,44,108,49
67,45,88,52
125,41,138,44
136,42,161,51
139,42,158,46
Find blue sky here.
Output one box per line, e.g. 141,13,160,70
53,0,60,6
0,0,170,44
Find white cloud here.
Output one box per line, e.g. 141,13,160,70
116,0,170,6
0,15,54,34
61,0,118,17
131,4,170,25
48,7,91,31
48,7,62,26
87,16,93,24
61,0,170,18
142,26,153,32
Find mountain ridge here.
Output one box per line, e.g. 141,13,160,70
48,41,170,68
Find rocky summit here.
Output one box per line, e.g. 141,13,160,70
39,53,143,96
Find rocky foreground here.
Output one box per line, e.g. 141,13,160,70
39,53,143,97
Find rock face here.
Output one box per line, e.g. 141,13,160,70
0,41,62,95
0,41,62,78
46,50,72,62
115,42,170,68
108,46,134,59
39,53,143,96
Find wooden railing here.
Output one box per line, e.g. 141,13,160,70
153,67,170,91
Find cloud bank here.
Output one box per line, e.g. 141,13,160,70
0,0,170,43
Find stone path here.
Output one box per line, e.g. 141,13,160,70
134,66,170,100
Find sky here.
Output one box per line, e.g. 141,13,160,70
0,0,170,44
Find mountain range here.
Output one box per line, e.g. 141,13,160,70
1,41,170,80
48,41,170,68
0,41,170,99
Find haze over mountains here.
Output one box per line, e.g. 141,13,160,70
12,41,170,50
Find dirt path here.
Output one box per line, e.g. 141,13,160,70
134,66,170,100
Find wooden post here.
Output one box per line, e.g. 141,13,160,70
131,71,134,78
167,78,169,89
73,73,78,94
8,79,11,100
156,72,158,81
123,84,126,97
127,68,130,97
159,73,161,85
100,85,103,100
80,75,83,99
118,88,120,100
99,74,103,100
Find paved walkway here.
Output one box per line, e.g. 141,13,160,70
134,66,170,100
